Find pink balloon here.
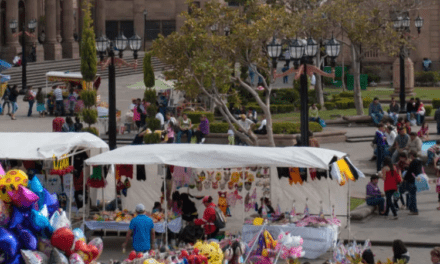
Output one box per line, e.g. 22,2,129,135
8,185,39,209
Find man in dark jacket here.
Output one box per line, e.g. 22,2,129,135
406,98,416,121
388,97,400,125
404,150,422,215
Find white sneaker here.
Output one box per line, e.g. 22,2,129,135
201,138,205,144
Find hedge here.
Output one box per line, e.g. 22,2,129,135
425,105,433,116
246,103,295,114
194,122,322,134
339,91,354,98
81,90,97,107
432,99,440,109
146,117,161,131
415,71,440,86
183,111,215,124
324,102,335,110
81,127,99,136
143,133,161,144
334,97,373,110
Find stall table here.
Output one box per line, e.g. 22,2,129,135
242,224,338,260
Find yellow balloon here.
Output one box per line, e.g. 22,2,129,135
0,170,28,203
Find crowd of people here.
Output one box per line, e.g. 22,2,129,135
369,97,426,126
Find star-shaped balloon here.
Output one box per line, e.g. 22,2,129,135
8,185,39,210
42,189,59,216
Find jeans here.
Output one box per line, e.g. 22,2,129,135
366,197,384,212
236,135,249,146
427,151,436,165
370,112,383,125
56,100,65,115
384,190,397,216
176,129,192,143
377,145,386,172
394,182,407,208
416,114,424,125
11,102,18,114
407,182,418,213
389,112,398,125
283,76,288,83
27,100,34,116
194,130,206,143
309,117,322,123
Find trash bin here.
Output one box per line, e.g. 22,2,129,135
347,74,368,91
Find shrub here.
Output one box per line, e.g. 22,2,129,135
81,90,97,107
415,71,440,86
81,127,99,136
324,102,335,110
425,105,433,116
209,123,230,133
339,91,354,98
273,89,299,104
82,108,98,125
323,77,334,86
332,94,341,102
272,122,322,134
432,99,440,109
246,103,262,113
276,104,295,113
363,66,382,84
367,73,381,84
143,133,161,144
143,52,155,88
335,99,355,109
183,111,215,124
146,105,157,117
363,97,373,107
146,117,161,131
144,88,156,103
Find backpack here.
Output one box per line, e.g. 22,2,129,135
211,205,226,229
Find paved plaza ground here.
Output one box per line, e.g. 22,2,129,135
1,72,439,263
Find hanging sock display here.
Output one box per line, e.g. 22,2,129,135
288,168,302,185
115,164,133,180
136,165,146,181
336,159,355,181
87,165,106,188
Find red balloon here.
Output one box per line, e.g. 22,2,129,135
137,253,143,259
73,240,99,264
51,227,74,253
129,251,136,260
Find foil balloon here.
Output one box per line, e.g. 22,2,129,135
69,253,85,264
0,169,28,202
37,238,53,258
49,248,69,264
88,237,103,259
51,227,74,253
29,177,43,195
71,240,99,264
42,189,59,216
0,199,11,227
31,209,53,236
21,250,48,264
8,185,39,209
16,227,37,250
0,227,20,262
8,207,28,229
73,228,86,243
4,253,22,264
39,205,49,218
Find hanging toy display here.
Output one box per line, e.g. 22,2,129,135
212,181,219,190
87,166,106,188
215,172,222,182
217,192,227,216
50,155,74,176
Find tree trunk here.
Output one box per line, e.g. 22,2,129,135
315,48,325,107
264,89,275,147
341,43,346,91
351,45,364,115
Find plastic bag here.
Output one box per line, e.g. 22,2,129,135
415,174,430,192
50,210,71,231
21,250,48,264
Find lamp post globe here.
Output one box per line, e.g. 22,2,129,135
224,26,230,36
115,33,128,51
28,19,37,32
129,34,142,59
402,15,410,30
304,37,318,58
9,19,17,33
289,38,305,68
325,35,341,67
96,35,108,53
415,15,424,33
393,16,402,30
266,37,282,69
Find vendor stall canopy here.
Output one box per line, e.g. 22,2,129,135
85,144,347,169
0,132,109,160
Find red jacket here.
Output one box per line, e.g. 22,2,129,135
194,203,217,235
384,168,400,192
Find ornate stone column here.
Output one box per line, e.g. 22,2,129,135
25,0,44,62
56,0,62,42
62,0,79,58
2,0,20,61
44,0,62,60
392,57,415,98
95,0,105,36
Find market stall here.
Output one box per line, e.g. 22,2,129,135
0,132,110,223
84,144,363,259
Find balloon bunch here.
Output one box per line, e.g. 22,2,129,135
275,232,305,260
179,249,207,264
0,169,104,264
333,239,371,264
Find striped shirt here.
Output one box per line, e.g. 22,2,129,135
53,88,63,101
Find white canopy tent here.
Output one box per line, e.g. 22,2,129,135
0,132,110,222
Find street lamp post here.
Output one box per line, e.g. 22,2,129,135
268,35,340,146
143,9,147,50
9,18,37,91
96,33,141,150
393,14,423,112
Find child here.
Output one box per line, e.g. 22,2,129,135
427,140,440,166
396,117,405,131
409,113,417,127
404,119,412,133
152,202,163,213
47,95,54,116
418,121,429,140
228,126,235,145
431,247,440,264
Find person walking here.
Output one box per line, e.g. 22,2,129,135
53,85,65,116
68,88,78,116
374,123,387,172
388,98,400,125
405,150,422,215
369,97,384,125
26,86,36,117
36,88,46,117
365,175,385,215
122,204,155,253
379,157,400,220
282,64,289,84
1,85,11,116
415,98,425,126
9,85,19,120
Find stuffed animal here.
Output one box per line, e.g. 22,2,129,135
194,241,223,264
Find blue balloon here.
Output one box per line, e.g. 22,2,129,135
30,209,53,238
8,208,24,229
0,227,19,262
29,177,43,195
5,254,22,264
16,228,37,250
42,189,59,216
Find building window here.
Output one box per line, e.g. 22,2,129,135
188,1,200,15
145,20,176,41
106,20,134,40
365,49,379,58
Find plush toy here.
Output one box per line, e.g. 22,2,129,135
194,241,223,264
218,192,227,215
275,232,305,260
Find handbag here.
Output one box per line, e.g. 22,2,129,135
393,190,400,199
23,90,30,102
319,119,326,128
414,173,430,193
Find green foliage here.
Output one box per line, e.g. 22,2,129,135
80,0,97,82
272,122,322,134
81,127,99,136
363,97,373,107
334,97,373,109
432,99,440,109
82,108,98,125
143,53,155,88
146,105,157,117
144,89,157,103
183,111,215,124
146,117,161,131
363,66,382,84
246,103,294,114
425,105,433,116
81,90,97,107
209,123,231,133
324,102,336,110
415,71,440,87
272,89,299,104
332,94,341,102
143,133,161,144
339,91,354,98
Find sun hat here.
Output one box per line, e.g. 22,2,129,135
135,203,145,212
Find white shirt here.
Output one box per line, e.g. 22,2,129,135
258,119,267,130
227,129,234,136
311,75,316,86
155,112,164,126
129,103,136,111
385,130,397,146
54,88,63,101
238,118,254,132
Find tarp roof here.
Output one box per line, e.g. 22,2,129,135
126,78,176,91
0,133,109,160
46,71,100,82
85,144,347,169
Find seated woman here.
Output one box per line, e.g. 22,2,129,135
417,121,429,140
365,175,385,215
258,197,275,216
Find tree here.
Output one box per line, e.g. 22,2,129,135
80,0,97,84
153,0,301,146
321,0,415,115
143,52,155,88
